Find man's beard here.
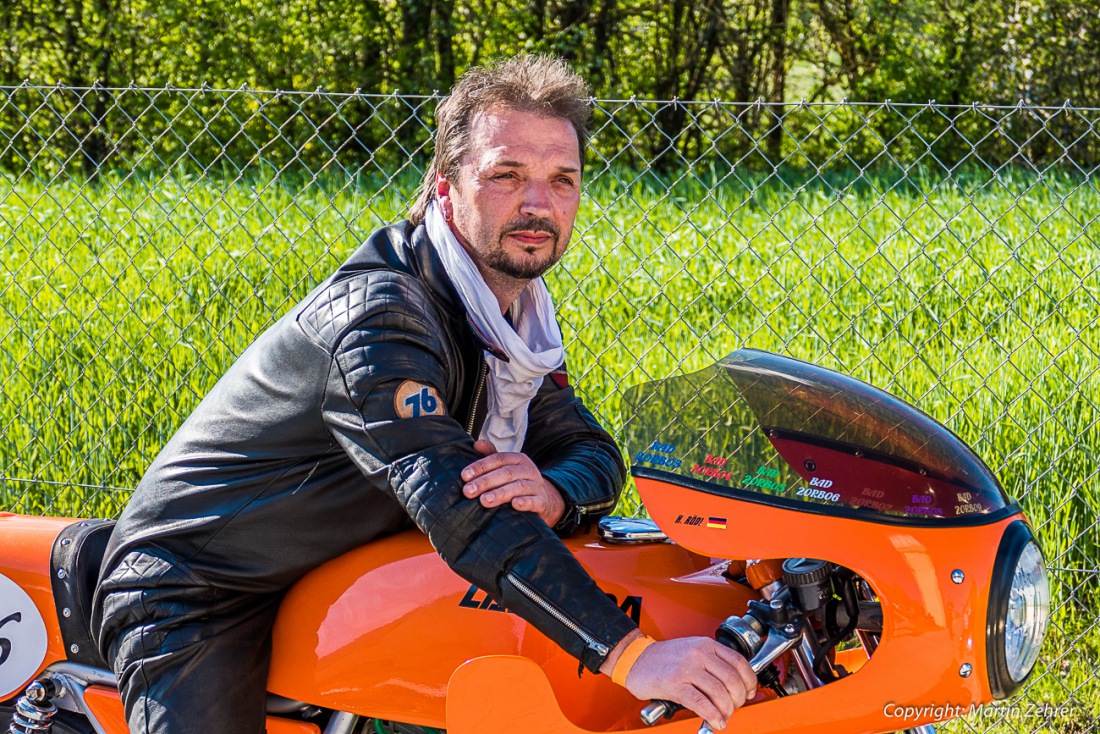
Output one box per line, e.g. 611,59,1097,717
480,216,567,280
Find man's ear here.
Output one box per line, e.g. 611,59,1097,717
435,172,451,198
436,173,454,220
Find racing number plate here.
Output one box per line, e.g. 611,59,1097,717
0,573,49,699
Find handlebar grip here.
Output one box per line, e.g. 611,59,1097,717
640,700,682,726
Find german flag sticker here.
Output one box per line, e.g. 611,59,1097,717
706,517,727,529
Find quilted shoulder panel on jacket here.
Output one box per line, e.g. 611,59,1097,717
296,269,441,351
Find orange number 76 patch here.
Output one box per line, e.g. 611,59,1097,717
394,380,446,419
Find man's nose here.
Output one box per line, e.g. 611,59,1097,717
519,180,553,219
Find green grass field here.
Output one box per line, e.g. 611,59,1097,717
1,164,1097,728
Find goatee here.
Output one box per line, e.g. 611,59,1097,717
484,216,565,279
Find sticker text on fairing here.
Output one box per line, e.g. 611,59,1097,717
797,486,841,502
459,585,643,624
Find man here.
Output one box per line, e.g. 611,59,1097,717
92,55,755,734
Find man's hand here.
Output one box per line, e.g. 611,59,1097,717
601,631,757,731
462,440,567,527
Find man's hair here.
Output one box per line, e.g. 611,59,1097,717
408,55,592,225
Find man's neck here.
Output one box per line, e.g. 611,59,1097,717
474,264,528,315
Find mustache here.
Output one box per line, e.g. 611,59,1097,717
500,216,560,241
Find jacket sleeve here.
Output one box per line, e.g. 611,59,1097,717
523,368,627,536
313,272,637,673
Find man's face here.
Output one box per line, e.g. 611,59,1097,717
438,109,582,282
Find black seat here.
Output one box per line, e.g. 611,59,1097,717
49,519,116,669
47,519,316,716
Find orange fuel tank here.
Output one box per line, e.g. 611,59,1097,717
267,526,755,731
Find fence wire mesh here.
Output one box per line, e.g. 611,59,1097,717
0,84,1097,732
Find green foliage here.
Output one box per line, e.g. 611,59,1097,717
4,0,1100,170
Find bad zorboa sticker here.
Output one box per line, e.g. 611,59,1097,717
0,572,49,699
394,380,446,419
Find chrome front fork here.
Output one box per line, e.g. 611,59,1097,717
323,712,360,734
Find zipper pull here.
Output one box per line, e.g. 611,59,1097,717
579,639,610,677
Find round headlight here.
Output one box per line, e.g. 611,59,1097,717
987,521,1051,698
1005,540,1050,681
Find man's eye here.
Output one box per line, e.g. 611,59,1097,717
492,172,517,181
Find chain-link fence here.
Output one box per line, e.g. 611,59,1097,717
1,84,1097,731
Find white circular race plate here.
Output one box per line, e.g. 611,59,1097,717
0,572,49,699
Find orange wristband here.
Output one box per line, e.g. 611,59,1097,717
611,635,656,687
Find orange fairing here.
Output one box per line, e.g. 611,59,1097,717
448,655,744,734
268,526,755,731
633,476,1010,733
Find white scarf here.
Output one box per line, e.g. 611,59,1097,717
425,202,565,452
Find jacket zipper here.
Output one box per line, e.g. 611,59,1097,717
579,497,616,514
564,497,614,530
465,359,488,435
566,496,617,529
506,572,610,657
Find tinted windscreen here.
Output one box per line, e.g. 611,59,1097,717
622,350,1009,520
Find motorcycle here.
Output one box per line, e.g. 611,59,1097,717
0,348,1051,734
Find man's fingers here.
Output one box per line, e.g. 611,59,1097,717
701,656,746,709
459,449,566,525
461,451,523,483
715,645,758,700
476,478,540,507
464,464,526,498
510,495,546,513
683,669,736,723
473,439,497,456
675,685,727,731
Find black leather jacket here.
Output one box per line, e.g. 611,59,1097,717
100,221,637,673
